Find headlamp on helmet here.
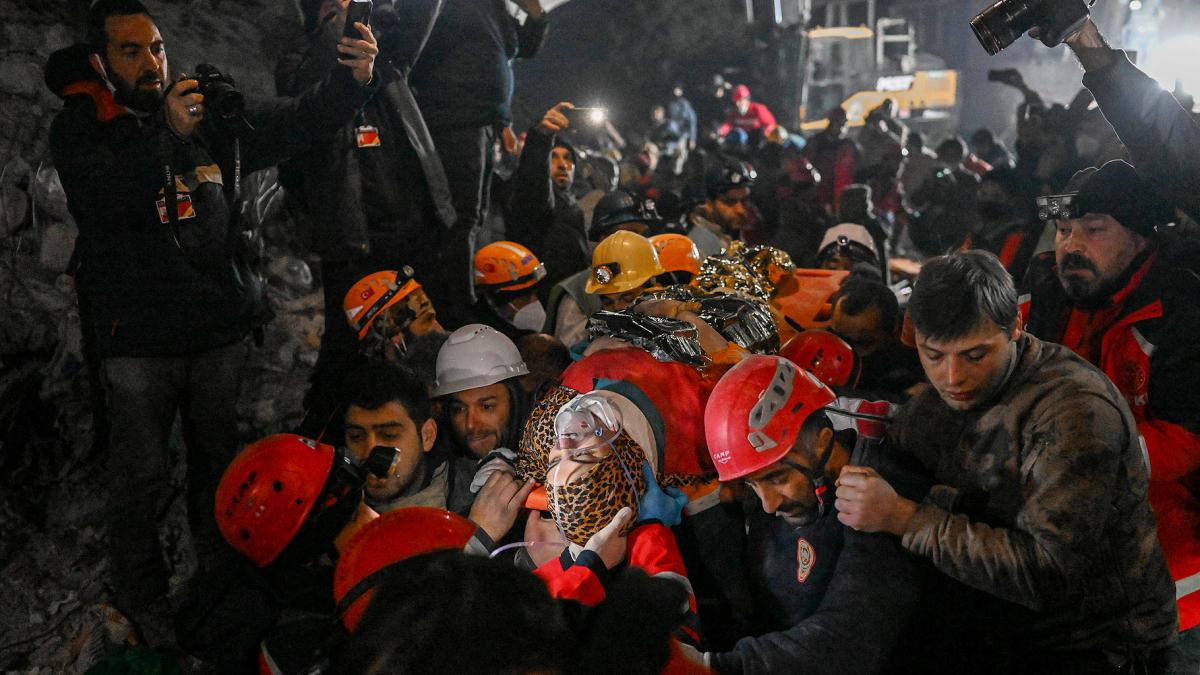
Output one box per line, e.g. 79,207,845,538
1036,193,1081,223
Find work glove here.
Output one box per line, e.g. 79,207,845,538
637,461,688,527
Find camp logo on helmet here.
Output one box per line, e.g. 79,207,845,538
712,449,732,465
796,538,816,583
731,173,742,184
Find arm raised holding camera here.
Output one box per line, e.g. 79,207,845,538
1064,19,1200,220
236,21,378,175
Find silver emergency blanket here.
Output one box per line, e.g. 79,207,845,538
586,310,708,366
640,286,779,354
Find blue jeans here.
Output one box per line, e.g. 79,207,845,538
102,341,246,612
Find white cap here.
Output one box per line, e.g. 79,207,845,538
432,324,529,397
818,223,878,258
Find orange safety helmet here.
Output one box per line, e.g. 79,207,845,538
704,355,835,482
343,267,421,340
333,507,477,631
779,330,861,389
215,434,335,568
649,233,702,277
474,241,547,292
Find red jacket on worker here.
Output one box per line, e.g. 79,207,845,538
1021,249,1200,630
718,85,776,138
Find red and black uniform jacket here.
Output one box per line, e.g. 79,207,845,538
535,522,703,646
961,218,1044,283
48,52,374,358
1021,249,1200,630
803,131,861,214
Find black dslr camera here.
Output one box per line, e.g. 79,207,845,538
193,63,244,120
331,445,401,489
970,0,1095,55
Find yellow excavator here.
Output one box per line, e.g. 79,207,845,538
798,19,959,133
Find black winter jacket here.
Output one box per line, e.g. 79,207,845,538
50,63,374,358
410,0,546,130
709,436,922,675
505,127,589,294
275,3,455,260
1083,51,1200,220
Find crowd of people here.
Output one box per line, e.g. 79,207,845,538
43,0,1200,672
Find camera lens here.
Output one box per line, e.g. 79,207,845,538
207,82,244,119
970,0,1040,55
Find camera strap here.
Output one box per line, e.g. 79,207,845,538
161,161,185,252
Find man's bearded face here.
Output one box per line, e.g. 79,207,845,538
1054,213,1147,305
98,14,168,113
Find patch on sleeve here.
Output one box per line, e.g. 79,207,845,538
796,537,816,583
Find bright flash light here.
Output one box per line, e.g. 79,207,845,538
1144,35,1200,99
588,109,607,125
1129,0,1143,10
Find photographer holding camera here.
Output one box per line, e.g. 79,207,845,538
971,3,1200,221
277,0,457,439
47,0,378,638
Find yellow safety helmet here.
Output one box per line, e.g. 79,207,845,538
585,230,666,295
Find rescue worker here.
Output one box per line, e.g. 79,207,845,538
342,267,445,362
816,223,881,278
177,433,374,670
717,84,777,143
505,101,588,294
432,324,533,461
545,230,665,348
962,167,1043,281
342,359,475,515
828,277,925,401
693,160,757,248
682,355,920,673
804,106,861,213
301,267,444,437
1020,159,1200,668
837,250,1177,673
471,241,549,339
649,233,702,287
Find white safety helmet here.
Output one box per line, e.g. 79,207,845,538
432,324,529,398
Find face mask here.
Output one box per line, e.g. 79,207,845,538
545,395,647,546
546,427,646,546
511,299,546,332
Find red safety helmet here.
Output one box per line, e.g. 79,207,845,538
732,84,751,102
333,507,477,631
215,434,335,568
705,355,836,482
779,330,861,389
474,241,547,292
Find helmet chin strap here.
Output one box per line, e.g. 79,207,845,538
781,433,837,518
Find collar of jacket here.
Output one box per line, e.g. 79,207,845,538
62,80,133,124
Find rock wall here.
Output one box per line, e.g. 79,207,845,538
0,2,331,672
